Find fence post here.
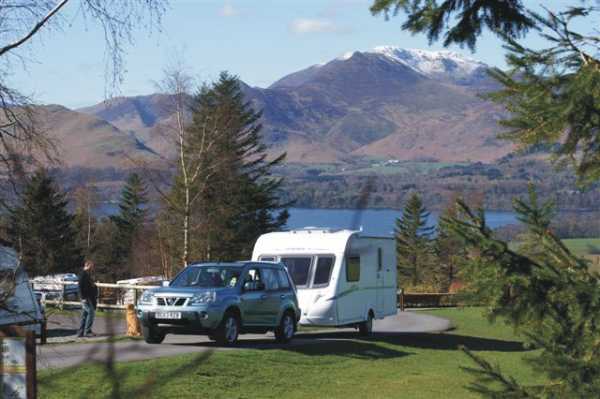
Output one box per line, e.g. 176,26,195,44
40,319,47,345
133,288,139,306
59,282,65,310
400,290,405,312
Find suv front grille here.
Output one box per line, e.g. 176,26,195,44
156,297,187,306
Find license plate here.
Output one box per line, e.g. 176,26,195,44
155,311,181,320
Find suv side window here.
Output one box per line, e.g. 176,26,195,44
276,269,291,290
261,268,280,291
244,268,262,285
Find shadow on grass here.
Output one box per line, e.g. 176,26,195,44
173,336,413,360
295,331,526,352
171,330,526,357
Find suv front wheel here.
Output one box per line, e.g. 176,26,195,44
215,311,240,346
274,311,296,343
142,325,166,344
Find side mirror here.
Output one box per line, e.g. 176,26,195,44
161,281,170,287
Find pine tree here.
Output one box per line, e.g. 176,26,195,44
109,173,148,279
395,192,434,288
8,169,82,276
165,72,288,266
448,188,600,397
112,173,147,237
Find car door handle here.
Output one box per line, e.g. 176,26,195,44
260,294,268,300
280,294,286,299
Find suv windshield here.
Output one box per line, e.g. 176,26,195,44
171,265,242,288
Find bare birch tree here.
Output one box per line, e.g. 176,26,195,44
147,65,225,266
0,0,168,206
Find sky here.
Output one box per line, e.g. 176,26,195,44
8,0,589,108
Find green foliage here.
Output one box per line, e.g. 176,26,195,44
8,169,82,276
165,72,288,266
434,199,468,291
370,0,534,50
488,35,600,183
107,173,148,280
395,192,434,287
112,173,147,236
448,188,600,397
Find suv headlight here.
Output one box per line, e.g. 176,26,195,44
189,291,216,305
139,290,154,305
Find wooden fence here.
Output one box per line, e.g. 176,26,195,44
34,281,159,310
398,291,458,311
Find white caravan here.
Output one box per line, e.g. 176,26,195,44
252,228,397,333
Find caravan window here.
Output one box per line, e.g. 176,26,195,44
313,257,334,286
280,257,312,286
346,256,360,282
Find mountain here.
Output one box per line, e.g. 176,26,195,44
36,105,155,168
74,46,512,166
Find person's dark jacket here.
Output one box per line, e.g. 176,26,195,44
78,269,98,307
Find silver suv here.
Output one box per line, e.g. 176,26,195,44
137,261,300,345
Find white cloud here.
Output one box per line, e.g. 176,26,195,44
219,3,237,17
290,18,342,34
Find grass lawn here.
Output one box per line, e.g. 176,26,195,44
562,238,600,255
39,308,544,399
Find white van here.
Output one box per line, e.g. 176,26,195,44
252,228,397,334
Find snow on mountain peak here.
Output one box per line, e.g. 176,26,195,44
371,46,487,78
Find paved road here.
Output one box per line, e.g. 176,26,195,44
38,310,452,369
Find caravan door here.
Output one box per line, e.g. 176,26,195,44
336,255,362,324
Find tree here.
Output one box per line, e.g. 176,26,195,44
447,189,600,397
433,197,467,291
371,2,600,395
148,64,224,266
163,72,289,267
395,192,434,287
0,0,167,207
370,1,600,182
8,169,82,276
72,183,100,256
109,172,148,279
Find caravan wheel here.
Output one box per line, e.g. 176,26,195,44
358,312,374,336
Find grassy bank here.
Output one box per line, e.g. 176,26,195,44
562,238,600,255
39,308,544,399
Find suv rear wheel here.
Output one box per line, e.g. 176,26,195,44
215,311,240,346
274,311,296,343
142,325,165,344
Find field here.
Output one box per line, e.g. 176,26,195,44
39,308,544,399
562,238,600,255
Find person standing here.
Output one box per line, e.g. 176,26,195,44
78,260,98,337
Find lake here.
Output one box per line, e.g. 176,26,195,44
286,208,518,237
97,204,518,237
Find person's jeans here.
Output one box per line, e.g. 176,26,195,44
78,299,96,335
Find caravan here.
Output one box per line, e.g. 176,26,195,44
252,228,397,334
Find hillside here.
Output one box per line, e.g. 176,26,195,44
73,47,513,166
36,105,155,168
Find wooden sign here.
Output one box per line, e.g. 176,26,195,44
0,326,36,399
